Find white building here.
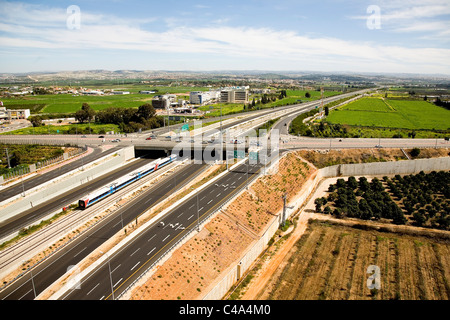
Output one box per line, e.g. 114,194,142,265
112,91,130,95
152,94,177,109
0,107,30,121
220,88,249,103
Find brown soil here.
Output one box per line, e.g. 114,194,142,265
246,219,450,300
298,148,449,169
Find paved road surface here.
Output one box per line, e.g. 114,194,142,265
0,162,205,300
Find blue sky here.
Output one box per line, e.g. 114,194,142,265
0,0,449,74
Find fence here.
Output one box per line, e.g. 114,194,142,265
1,146,86,183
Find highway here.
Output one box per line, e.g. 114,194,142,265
60,159,264,300
0,162,206,300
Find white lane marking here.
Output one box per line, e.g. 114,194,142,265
87,283,100,296
207,199,213,204
147,247,156,256
131,261,141,271
111,264,121,274
216,193,221,197
130,248,140,257
162,234,170,242
19,289,32,300
199,207,204,211
74,247,87,258
148,234,156,242
113,278,123,288
188,214,194,220
177,212,184,218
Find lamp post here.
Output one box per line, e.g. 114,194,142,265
100,251,114,300
191,187,200,232
22,261,36,299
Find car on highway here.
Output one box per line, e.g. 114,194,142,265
375,144,383,148
146,137,152,140
111,139,121,142
98,135,105,138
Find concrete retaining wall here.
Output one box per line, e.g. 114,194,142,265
0,147,135,230
320,157,450,178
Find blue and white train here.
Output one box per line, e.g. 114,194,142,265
78,154,177,209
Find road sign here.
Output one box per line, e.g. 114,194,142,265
234,150,245,159
181,124,189,132
249,151,259,161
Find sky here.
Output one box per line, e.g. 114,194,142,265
0,0,449,75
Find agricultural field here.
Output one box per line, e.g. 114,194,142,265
326,97,450,131
1,86,210,114
315,172,450,231
0,123,120,135
260,220,450,300
199,89,340,118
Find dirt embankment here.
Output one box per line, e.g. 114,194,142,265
298,148,449,169
129,152,316,300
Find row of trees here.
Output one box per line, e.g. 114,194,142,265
315,176,407,225
315,172,450,230
75,103,163,133
434,97,450,111
29,102,163,133
245,90,288,110
386,171,449,229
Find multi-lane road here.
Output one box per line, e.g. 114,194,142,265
60,158,264,300
0,162,206,300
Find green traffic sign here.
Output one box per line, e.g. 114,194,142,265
234,150,245,159
249,151,259,160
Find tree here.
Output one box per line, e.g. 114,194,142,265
315,198,323,213
324,106,329,116
347,176,358,190
29,115,43,127
75,103,95,124
410,147,421,158
136,103,156,120
305,92,311,98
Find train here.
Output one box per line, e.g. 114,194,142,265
78,154,177,209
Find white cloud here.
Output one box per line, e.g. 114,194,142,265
0,1,449,74
351,0,450,41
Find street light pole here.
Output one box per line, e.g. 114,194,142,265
100,251,114,300
191,187,200,232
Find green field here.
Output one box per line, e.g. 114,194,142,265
199,89,340,118
0,123,120,135
327,98,450,131
1,86,210,114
